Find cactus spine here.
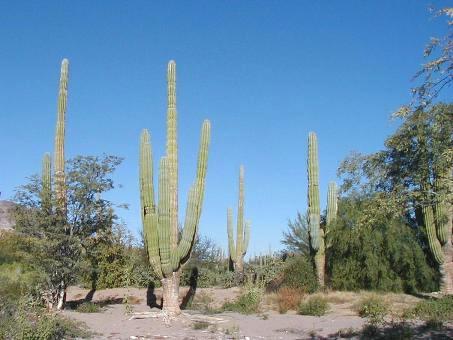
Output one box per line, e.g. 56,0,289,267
54,59,69,216
308,132,337,287
227,165,251,275
140,60,211,314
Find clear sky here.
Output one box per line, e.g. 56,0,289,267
0,1,451,256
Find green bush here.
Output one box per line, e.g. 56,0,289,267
404,295,453,326
222,285,262,314
355,295,388,325
327,198,437,293
0,297,90,340
281,256,318,293
298,296,329,316
75,301,101,313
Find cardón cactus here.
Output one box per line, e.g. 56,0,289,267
308,132,337,287
140,60,211,314
227,165,251,276
54,59,69,216
41,153,52,212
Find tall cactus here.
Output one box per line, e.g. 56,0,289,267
308,132,321,252
227,165,251,276
140,60,211,314
423,167,453,294
41,153,52,212
308,132,337,287
54,59,69,216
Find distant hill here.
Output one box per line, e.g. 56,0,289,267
0,200,15,230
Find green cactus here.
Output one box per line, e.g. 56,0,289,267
140,60,211,314
227,165,251,276
41,153,52,211
54,59,69,216
308,132,338,287
308,132,321,251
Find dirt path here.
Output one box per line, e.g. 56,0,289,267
62,286,451,339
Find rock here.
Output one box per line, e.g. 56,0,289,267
0,200,15,230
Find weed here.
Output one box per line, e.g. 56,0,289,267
403,295,453,327
222,285,262,314
298,296,328,316
277,287,304,313
75,301,101,313
192,321,210,330
355,295,388,325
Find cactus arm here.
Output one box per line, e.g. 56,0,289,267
140,130,163,278
236,165,245,260
308,132,321,251
41,153,52,211
166,60,179,250
157,157,173,276
423,204,445,264
434,170,448,245
243,220,250,256
326,182,337,225
177,120,211,264
227,208,236,262
54,59,69,215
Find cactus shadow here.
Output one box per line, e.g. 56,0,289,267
180,267,199,310
147,282,161,308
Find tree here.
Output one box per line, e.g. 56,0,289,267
396,7,452,116
338,103,452,294
14,155,123,309
281,212,310,256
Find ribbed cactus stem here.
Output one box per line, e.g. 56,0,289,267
41,153,52,211
54,58,69,215
308,132,320,251
227,166,251,274
326,182,337,226
139,60,211,313
166,60,178,249
434,170,448,245
423,204,445,264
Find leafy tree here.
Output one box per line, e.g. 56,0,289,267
327,196,437,293
13,155,123,309
281,212,310,256
396,7,452,116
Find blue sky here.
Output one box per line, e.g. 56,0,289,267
0,1,451,256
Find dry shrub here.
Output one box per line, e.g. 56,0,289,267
277,287,304,313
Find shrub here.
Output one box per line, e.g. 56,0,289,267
355,295,388,325
276,287,304,313
298,296,328,316
75,302,101,313
222,285,262,314
404,295,453,327
281,256,318,293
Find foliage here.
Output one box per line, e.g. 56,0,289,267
298,296,328,316
0,296,90,339
247,254,285,287
222,284,263,314
355,295,388,325
280,255,318,293
404,295,453,326
396,7,452,115
13,155,124,306
327,197,437,293
276,287,304,314
281,212,310,256
74,301,101,313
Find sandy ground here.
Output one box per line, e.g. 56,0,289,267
62,286,451,339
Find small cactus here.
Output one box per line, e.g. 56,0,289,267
227,165,251,275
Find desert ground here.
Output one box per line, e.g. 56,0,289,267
62,286,452,339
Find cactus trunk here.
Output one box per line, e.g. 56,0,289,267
227,166,251,282
54,59,69,218
41,153,52,212
140,61,211,314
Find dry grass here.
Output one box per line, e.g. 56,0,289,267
276,287,305,313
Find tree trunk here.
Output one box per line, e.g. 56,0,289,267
161,272,181,315
56,288,66,310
